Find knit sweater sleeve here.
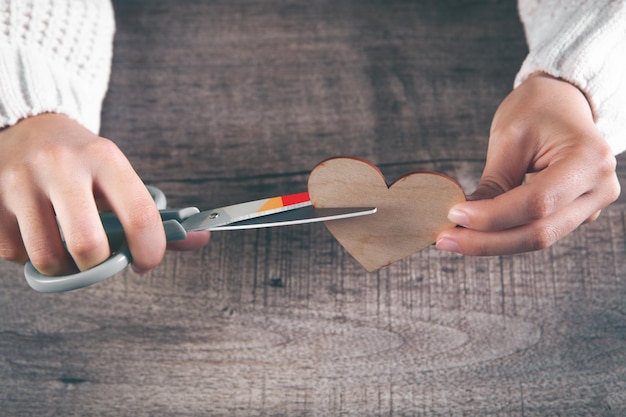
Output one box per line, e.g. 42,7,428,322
515,1,626,155
0,0,115,134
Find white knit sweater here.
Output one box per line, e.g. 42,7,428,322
0,0,114,134
0,1,624,154
516,1,626,155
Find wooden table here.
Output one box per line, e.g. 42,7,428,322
2,1,625,415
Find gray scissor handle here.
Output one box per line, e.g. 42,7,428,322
24,245,133,293
23,186,187,293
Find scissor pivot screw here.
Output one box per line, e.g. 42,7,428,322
209,212,219,219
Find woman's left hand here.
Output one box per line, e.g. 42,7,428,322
436,73,620,256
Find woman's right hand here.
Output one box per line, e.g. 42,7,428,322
0,113,167,275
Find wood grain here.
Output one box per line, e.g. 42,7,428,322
1,1,625,416
308,157,466,271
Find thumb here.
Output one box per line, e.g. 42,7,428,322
467,179,509,201
468,134,531,202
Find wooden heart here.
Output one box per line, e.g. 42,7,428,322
308,157,466,271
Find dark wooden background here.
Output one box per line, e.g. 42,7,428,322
2,1,625,415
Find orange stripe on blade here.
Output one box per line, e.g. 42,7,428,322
257,197,283,212
256,192,310,213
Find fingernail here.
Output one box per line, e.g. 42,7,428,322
436,238,461,253
131,265,150,275
448,208,469,226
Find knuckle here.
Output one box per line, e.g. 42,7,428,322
605,175,621,204
130,241,165,273
132,252,163,273
490,120,526,145
526,191,557,220
610,181,621,203
90,138,127,168
28,245,67,275
65,232,109,262
91,136,120,155
126,201,161,233
589,142,619,199
1,164,31,195
528,224,560,251
0,242,28,264
32,140,74,169
595,145,617,175
472,242,492,257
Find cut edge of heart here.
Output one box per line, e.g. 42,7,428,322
308,156,467,272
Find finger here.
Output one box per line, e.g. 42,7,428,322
0,211,28,264
35,143,114,272
467,180,508,201
11,195,75,274
50,184,111,272
449,157,597,232
167,231,211,251
98,180,166,273
437,192,606,256
94,145,166,273
584,210,601,224
468,129,532,202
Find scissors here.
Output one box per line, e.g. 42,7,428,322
23,186,376,293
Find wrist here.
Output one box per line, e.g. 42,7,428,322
525,72,595,121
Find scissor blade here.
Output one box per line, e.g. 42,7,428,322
218,192,312,221
181,192,313,231
209,206,376,230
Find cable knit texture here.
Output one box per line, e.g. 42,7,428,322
516,0,626,155
0,1,624,152
0,0,115,134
